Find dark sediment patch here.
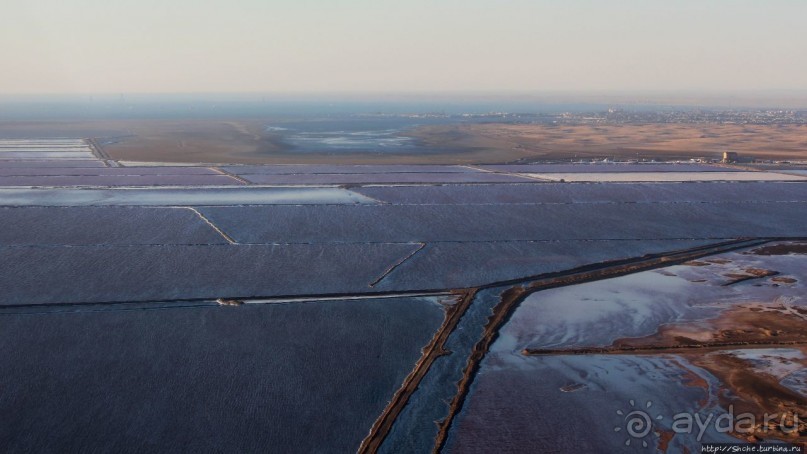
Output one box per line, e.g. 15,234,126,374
747,242,807,256
525,304,807,444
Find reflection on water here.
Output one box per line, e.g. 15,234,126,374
264,117,445,153
285,129,415,151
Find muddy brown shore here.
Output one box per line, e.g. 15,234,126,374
525,302,807,444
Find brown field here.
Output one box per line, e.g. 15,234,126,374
410,122,807,162
0,119,285,164
615,304,807,443
101,120,287,164
1,119,805,164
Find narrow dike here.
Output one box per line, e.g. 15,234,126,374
524,340,807,356
358,289,477,454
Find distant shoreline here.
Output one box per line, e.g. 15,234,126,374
1,118,805,165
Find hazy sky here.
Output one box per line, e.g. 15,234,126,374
2,0,806,94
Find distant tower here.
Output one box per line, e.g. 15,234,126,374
722,151,739,163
